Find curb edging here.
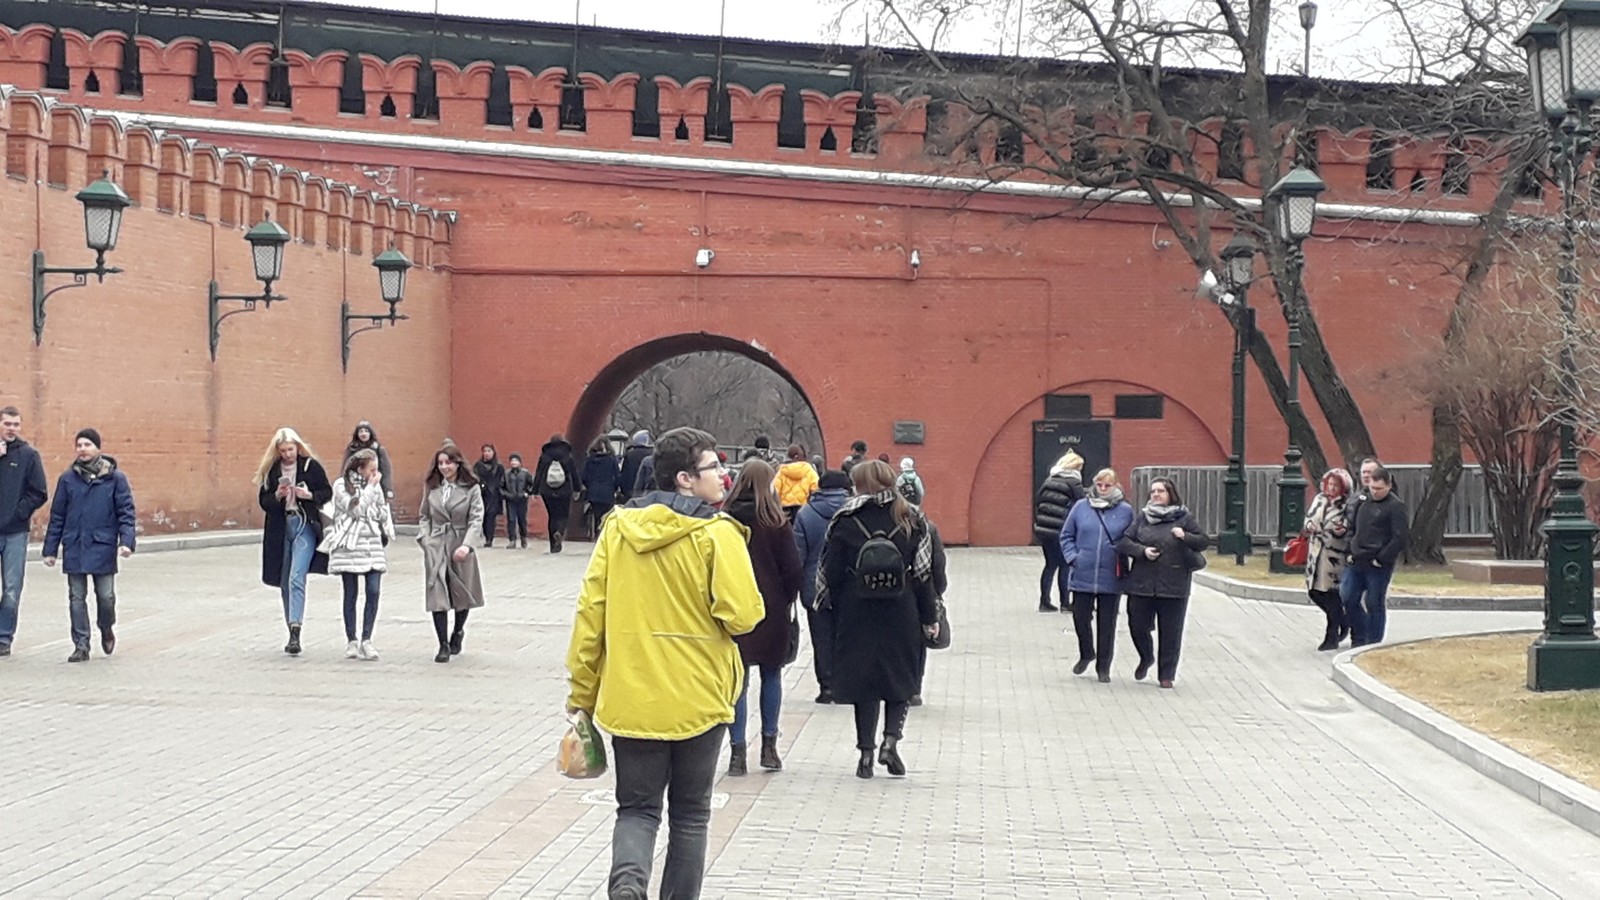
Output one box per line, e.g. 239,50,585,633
1333,636,1600,840
1193,570,1541,611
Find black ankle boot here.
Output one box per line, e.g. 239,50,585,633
285,624,302,656
449,627,464,655
727,742,748,776
856,749,874,779
878,736,906,776
434,642,451,663
760,734,782,770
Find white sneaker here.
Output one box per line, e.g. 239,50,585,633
359,640,378,661
345,640,361,659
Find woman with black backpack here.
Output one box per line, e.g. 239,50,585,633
817,459,940,780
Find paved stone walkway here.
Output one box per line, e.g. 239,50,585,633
1,543,1597,898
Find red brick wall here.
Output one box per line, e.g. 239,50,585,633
0,107,452,537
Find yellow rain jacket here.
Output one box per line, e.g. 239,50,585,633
772,460,819,508
565,496,766,740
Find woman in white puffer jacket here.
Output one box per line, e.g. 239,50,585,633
323,449,393,660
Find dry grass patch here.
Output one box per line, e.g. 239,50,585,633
1210,555,1541,597
1359,633,1600,791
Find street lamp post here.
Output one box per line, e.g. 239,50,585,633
32,171,133,344
1266,167,1324,574
1217,234,1257,565
208,215,292,360
1518,3,1600,692
1299,1,1318,77
341,247,414,372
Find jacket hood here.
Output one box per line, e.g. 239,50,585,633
776,460,812,481
805,487,849,517
615,492,743,552
630,430,652,447
542,439,573,456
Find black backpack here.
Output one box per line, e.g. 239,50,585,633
896,473,923,505
850,517,908,599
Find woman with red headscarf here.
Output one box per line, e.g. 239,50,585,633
1303,468,1353,651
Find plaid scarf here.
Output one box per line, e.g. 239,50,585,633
815,489,933,608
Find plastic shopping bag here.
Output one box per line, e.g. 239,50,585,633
556,710,608,779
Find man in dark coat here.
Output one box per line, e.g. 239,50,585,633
793,469,851,702
43,428,136,662
501,453,535,549
473,444,506,547
535,434,581,553
0,405,49,657
617,430,652,501
1342,465,1409,648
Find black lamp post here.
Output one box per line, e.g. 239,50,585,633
1266,166,1324,574
1517,2,1600,692
208,215,291,360
341,246,414,372
32,171,132,344
1299,1,1318,76
1217,233,1258,564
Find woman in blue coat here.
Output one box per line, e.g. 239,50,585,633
42,429,136,662
1058,467,1133,683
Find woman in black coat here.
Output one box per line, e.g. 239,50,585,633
473,444,506,547
818,459,939,779
534,434,581,553
580,437,622,537
1032,450,1085,613
722,459,804,776
1115,477,1210,688
255,427,333,656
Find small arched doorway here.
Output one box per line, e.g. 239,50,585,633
568,332,825,476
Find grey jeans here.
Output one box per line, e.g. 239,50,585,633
608,724,725,900
68,573,116,649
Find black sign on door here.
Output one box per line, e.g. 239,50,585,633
1033,420,1112,498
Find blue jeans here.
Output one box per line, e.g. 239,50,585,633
1341,563,1394,647
0,530,27,647
68,573,117,649
341,571,381,642
731,664,782,745
281,516,316,626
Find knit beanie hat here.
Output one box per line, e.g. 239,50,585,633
899,457,915,472
818,469,852,491
75,428,102,449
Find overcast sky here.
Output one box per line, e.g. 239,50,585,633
295,0,1409,80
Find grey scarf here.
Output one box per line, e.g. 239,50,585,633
1088,486,1125,509
1143,503,1187,524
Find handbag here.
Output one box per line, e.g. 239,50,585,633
924,599,952,650
1283,533,1310,567
784,604,801,666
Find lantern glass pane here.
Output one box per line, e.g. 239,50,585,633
1227,253,1253,288
1570,23,1600,97
253,242,283,283
84,205,116,251
1289,196,1317,238
1539,45,1568,115
379,268,403,302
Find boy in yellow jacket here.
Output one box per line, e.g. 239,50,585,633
566,426,764,900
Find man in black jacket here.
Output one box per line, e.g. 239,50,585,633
1341,465,1409,647
0,406,50,656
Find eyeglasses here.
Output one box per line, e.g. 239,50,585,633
693,462,727,475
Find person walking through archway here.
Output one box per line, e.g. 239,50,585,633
817,459,940,779
618,430,652,501
473,444,506,547
42,428,135,662
773,443,818,521
582,436,622,537
794,468,852,703
1116,477,1210,689
536,434,580,553
324,449,392,661
1033,451,1085,613
1059,468,1133,682
722,458,804,776
255,427,333,656
419,443,485,663
1304,468,1353,651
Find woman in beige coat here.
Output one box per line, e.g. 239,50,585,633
419,443,485,663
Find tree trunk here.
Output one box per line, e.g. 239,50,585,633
1241,317,1328,479
1405,403,1460,564
1294,311,1377,468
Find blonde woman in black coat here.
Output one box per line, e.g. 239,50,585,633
1115,477,1209,689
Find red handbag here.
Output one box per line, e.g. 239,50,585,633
1283,534,1310,567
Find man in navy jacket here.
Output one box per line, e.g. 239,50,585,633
0,405,49,656
44,428,137,661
